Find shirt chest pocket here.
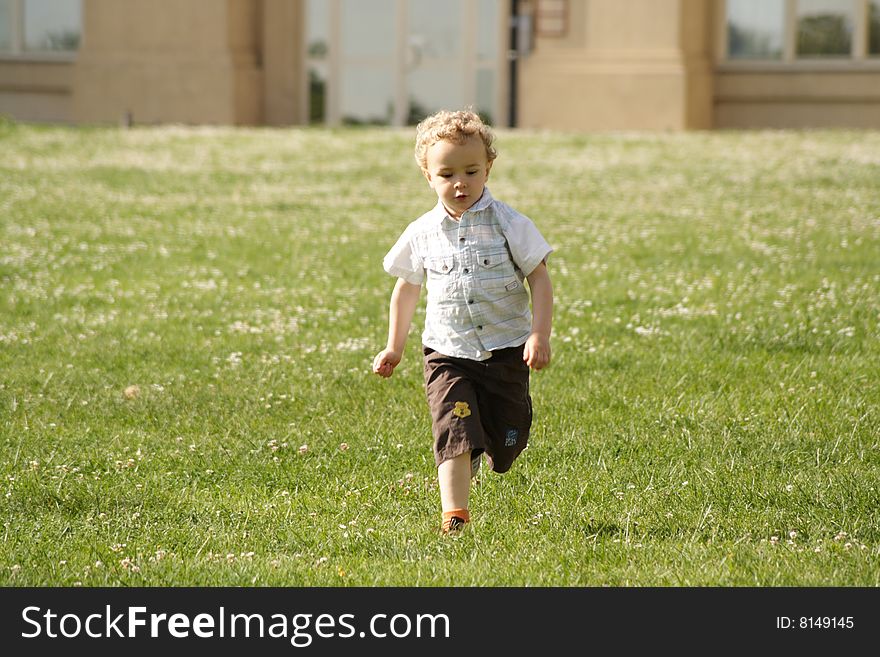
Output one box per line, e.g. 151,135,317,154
478,250,512,268
425,256,457,292
476,249,517,291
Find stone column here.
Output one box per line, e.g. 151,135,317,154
518,0,714,131
73,0,264,125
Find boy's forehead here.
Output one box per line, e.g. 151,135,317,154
426,135,486,164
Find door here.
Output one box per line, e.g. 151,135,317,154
304,0,507,126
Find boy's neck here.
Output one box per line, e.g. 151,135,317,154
443,204,463,221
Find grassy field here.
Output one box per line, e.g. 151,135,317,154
1,119,878,586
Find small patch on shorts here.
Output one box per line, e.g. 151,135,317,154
505,281,519,291
505,428,519,446
453,401,472,419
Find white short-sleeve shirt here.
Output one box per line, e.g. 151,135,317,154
383,188,553,361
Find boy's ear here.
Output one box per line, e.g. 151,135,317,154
421,168,432,185
486,160,493,177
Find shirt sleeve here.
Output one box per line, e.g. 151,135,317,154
382,226,425,285
499,206,553,277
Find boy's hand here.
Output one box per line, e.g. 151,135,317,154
523,333,551,371
372,349,401,378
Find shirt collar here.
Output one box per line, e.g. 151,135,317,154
431,187,495,223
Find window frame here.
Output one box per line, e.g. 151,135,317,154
0,0,81,61
717,0,880,70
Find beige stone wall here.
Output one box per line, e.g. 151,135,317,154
72,0,264,125
714,69,880,129
0,60,75,122
518,0,714,131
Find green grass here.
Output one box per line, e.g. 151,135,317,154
1,121,878,586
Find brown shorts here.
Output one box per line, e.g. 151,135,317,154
423,345,532,473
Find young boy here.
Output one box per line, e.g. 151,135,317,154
372,109,553,533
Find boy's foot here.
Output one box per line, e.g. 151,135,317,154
441,516,468,533
441,509,470,534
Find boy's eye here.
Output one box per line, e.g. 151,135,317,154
466,170,478,175
439,173,452,178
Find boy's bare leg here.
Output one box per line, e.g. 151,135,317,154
438,452,471,531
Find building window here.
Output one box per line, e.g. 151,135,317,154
721,0,879,62
726,0,785,59
0,0,81,55
796,0,855,56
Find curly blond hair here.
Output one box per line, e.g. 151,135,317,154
414,109,497,171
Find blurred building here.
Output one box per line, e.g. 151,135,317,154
1,0,879,130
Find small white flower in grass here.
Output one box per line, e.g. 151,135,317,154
123,385,140,399
120,557,140,573
11,564,21,574
681,480,689,487
769,536,780,545
339,442,349,451
834,531,847,541
785,484,794,492
789,530,797,540
110,543,126,552
298,444,309,455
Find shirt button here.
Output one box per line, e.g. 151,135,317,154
459,237,465,242
468,299,474,304
463,268,469,274
477,325,483,330
483,259,489,265
442,265,448,271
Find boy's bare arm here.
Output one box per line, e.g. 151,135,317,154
524,262,553,370
373,278,421,378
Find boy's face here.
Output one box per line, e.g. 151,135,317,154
422,135,492,220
